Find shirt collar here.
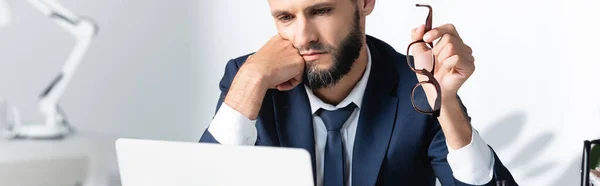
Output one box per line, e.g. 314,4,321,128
304,45,372,114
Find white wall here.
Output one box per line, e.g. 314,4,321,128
196,0,276,131
198,0,600,185
0,0,201,142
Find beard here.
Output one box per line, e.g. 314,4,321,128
302,8,364,90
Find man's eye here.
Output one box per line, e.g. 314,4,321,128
279,15,294,22
313,8,332,16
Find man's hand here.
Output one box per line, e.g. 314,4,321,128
410,23,476,149
591,168,600,185
243,35,305,91
410,23,474,100
224,35,305,119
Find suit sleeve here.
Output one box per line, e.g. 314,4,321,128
198,57,257,145
429,96,518,186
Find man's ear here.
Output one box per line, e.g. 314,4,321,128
359,0,375,16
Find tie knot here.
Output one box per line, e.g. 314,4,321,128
317,103,357,131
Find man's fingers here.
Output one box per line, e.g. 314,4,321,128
440,55,460,72
465,45,473,54
276,81,299,91
433,34,473,63
411,24,425,41
435,43,472,63
438,54,475,77
291,73,302,87
275,33,286,40
432,34,461,58
409,24,431,54
276,73,303,91
591,169,600,177
436,43,455,66
423,23,461,43
274,74,301,91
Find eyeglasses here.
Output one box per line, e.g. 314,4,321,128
406,4,441,117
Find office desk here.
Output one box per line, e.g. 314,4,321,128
0,131,120,186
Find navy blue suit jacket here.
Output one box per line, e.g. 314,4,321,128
200,35,517,186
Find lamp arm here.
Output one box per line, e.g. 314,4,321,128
26,0,98,127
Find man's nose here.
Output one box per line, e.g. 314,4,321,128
293,17,318,51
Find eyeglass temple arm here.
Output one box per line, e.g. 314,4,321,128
415,4,433,31
414,4,435,74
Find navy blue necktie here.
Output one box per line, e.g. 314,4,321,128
318,103,357,186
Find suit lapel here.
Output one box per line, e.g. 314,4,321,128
272,86,317,184
352,38,400,186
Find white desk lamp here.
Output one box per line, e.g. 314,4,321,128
0,0,10,27
2,0,98,139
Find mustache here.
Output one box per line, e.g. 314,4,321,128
295,42,333,53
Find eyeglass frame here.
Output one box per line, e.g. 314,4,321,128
406,4,442,117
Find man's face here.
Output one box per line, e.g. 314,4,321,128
268,0,364,89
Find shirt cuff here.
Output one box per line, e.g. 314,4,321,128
207,102,257,145
591,168,600,186
446,128,494,185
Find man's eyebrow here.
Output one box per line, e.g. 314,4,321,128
305,2,335,12
271,2,335,17
271,10,290,17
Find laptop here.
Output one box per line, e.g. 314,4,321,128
115,138,314,186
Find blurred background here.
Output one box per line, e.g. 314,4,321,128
0,0,598,185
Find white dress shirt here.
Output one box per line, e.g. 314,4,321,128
207,46,495,185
